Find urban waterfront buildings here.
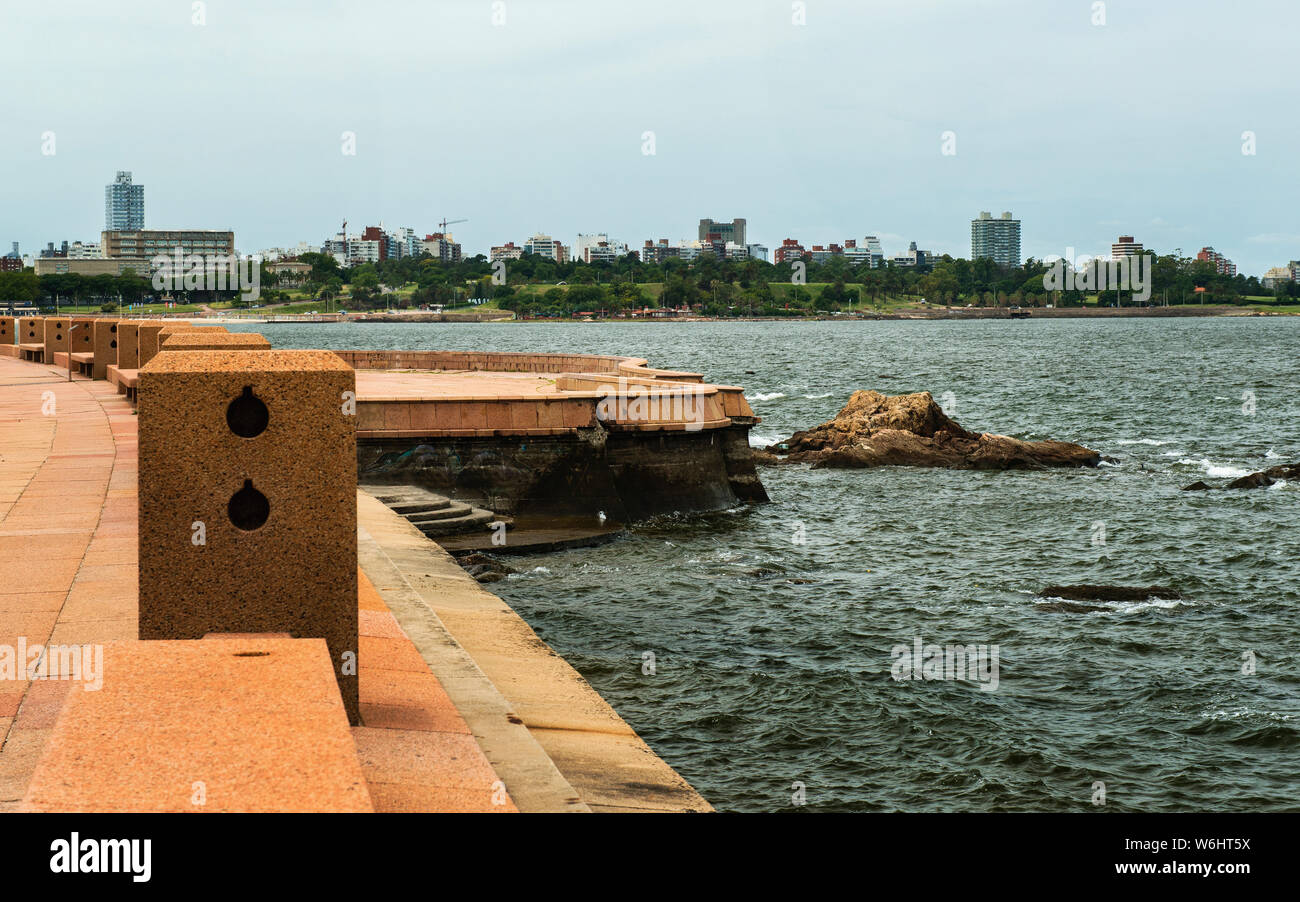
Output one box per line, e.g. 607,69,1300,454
971,211,1021,267
104,171,145,232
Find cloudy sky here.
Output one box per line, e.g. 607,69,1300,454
2,0,1297,274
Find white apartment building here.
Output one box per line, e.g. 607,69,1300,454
523,233,569,263
67,241,104,259
574,233,629,264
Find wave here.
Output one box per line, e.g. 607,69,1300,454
750,392,786,402
803,392,834,399
1115,438,1173,446
1177,458,1251,479
749,432,784,447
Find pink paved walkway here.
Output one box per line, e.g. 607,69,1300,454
0,358,137,809
0,355,512,812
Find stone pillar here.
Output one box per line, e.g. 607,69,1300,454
137,348,360,722
42,316,69,364
92,320,121,380
115,321,145,370
18,317,42,347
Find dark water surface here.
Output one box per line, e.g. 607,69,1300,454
245,318,1300,811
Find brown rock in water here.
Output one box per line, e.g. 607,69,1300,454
1182,462,1299,490
764,390,1101,470
1039,584,1181,602
1225,463,1300,490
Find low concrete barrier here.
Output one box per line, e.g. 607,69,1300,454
160,332,271,352
137,322,227,366
137,348,360,723
21,637,373,812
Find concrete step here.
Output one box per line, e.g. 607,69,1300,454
407,501,476,522
390,498,453,514
415,508,496,537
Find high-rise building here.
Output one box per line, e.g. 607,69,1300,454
698,218,746,248
1196,246,1236,277
970,211,1021,267
421,232,462,264
105,171,145,232
1111,235,1143,258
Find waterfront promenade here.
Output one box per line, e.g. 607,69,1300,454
0,353,709,812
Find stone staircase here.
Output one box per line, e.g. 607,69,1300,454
361,484,499,538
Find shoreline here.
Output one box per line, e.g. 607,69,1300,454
288,305,1290,324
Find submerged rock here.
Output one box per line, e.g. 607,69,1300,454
1039,584,1181,602
455,553,517,584
1225,463,1299,489
1034,600,1112,613
1181,462,1298,491
762,390,1101,470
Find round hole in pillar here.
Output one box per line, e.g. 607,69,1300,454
226,386,269,438
110,340,117,348
228,479,269,531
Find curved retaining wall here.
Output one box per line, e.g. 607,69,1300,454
344,349,768,520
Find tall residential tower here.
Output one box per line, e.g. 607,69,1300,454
970,211,1020,267
105,171,145,232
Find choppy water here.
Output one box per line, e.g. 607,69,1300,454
246,318,1300,811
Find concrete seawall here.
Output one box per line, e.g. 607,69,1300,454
345,349,769,520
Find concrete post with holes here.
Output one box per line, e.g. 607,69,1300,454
42,316,69,364
136,348,359,722
92,319,121,380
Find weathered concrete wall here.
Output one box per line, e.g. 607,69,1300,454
359,422,765,521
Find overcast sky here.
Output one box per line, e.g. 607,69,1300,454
2,0,1297,274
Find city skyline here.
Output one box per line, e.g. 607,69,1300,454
3,0,1298,275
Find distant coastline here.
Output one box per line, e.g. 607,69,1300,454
332,304,1290,324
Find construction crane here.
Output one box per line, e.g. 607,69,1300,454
438,217,467,232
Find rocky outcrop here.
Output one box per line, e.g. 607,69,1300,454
762,390,1102,470
1182,462,1298,491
